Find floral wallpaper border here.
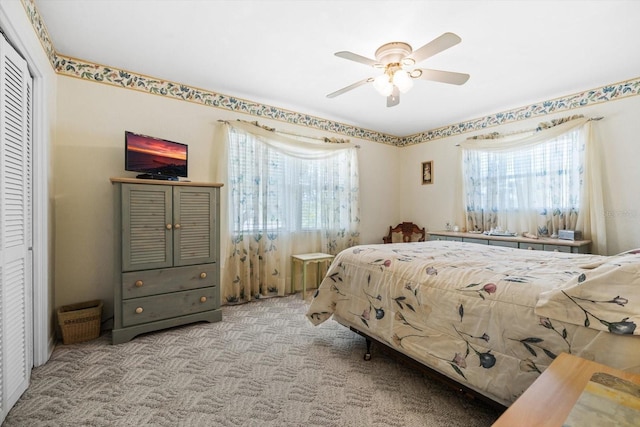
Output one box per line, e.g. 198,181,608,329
398,79,640,147
51,53,399,146
21,0,640,147
20,0,56,67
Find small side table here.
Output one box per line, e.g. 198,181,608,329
291,253,335,297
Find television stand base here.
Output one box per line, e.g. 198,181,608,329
136,174,178,181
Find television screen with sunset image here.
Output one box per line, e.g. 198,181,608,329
125,131,188,178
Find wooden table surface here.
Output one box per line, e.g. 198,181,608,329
492,352,640,426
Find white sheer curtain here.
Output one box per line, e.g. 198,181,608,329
459,117,607,254
218,121,360,304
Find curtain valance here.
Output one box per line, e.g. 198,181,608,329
226,120,358,160
459,116,590,152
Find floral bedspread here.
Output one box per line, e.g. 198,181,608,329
306,241,640,406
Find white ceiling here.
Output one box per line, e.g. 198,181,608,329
35,0,640,137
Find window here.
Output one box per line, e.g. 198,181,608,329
462,126,585,235
221,122,360,302
226,124,359,234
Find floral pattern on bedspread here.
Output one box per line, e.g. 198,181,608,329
306,241,640,405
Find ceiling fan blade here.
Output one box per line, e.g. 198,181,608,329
416,68,470,85
326,78,373,98
387,86,400,107
334,51,380,67
408,32,462,63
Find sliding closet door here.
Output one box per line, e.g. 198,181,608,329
0,36,33,423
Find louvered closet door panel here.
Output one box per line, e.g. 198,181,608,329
3,259,26,398
122,184,173,272
173,186,216,266
0,36,32,424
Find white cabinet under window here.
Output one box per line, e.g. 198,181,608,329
0,35,33,423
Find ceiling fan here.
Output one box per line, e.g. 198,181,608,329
327,32,470,107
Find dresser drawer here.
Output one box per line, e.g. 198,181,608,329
519,243,544,251
122,264,217,299
543,244,571,253
463,238,488,245
122,286,219,327
489,240,518,248
428,234,463,241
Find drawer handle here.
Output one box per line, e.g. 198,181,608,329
135,307,144,314
200,272,207,279
135,280,143,287
200,296,207,303
166,224,172,230
174,224,181,229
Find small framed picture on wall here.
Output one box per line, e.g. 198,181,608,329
421,161,433,185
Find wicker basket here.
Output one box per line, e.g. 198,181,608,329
57,300,103,344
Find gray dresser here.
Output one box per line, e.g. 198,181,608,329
427,231,591,254
111,178,223,344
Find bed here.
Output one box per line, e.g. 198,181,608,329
305,240,640,406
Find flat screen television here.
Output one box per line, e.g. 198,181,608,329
125,131,188,180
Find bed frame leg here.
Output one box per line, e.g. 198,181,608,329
364,338,372,361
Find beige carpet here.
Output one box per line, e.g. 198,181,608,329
5,295,503,426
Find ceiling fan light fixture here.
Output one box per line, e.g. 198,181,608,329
328,32,468,106
402,57,416,67
373,74,394,96
392,70,413,93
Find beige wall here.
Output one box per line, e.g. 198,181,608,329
54,76,400,317
398,95,640,255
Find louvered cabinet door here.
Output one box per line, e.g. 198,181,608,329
121,184,173,271
173,186,217,266
0,36,32,423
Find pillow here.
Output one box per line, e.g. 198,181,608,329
578,248,640,269
616,248,640,255
536,253,640,335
